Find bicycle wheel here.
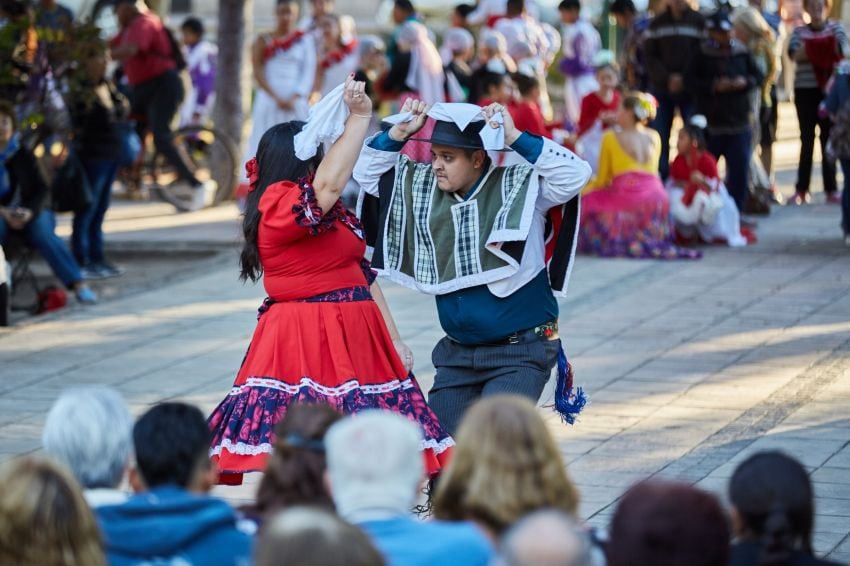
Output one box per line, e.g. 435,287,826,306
152,125,240,206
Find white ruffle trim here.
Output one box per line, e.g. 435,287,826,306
211,435,454,457
229,376,415,397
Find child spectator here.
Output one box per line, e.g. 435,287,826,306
179,16,217,128
668,116,750,247
558,0,601,133
787,0,848,205
576,55,622,173
510,72,571,146
823,60,850,246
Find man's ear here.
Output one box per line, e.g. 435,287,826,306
474,150,487,169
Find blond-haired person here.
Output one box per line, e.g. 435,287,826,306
432,395,581,539
0,456,105,566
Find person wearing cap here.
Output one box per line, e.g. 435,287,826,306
354,100,592,434
686,10,763,214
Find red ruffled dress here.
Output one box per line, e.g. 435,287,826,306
208,179,453,484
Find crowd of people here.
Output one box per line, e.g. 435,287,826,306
0,385,835,565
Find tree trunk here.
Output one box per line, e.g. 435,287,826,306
212,0,252,193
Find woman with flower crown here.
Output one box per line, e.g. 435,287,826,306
577,92,701,259
239,0,316,193
208,76,453,484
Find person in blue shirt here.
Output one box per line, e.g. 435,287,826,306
354,99,591,433
325,410,494,566
96,402,253,566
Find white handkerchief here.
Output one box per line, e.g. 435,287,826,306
381,102,507,150
293,83,348,161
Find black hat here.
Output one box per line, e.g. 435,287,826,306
409,119,486,149
706,11,733,31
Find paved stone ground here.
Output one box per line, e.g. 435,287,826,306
2,103,849,559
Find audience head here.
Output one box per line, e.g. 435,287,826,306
677,114,708,153
0,457,105,566
803,0,829,24
478,29,508,63
240,121,323,282
609,0,637,27
131,402,216,493
443,26,475,63
180,16,204,46
593,52,620,91
481,71,514,105
619,92,657,127
252,403,342,517
729,451,815,564
607,480,730,566
513,72,541,99
706,10,734,44
558,0,581,23
452,3,475,27
506,0,525,17
310,0,335,19
256,507,385,566
319,12,344,47
495,510,595,566
325,410,424,519
359,34,387,70
433,395,580,537
393,0,416,24
275,0,299,32
732,6,775,43
113,0,140,28
42,386,133,490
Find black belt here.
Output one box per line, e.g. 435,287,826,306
449,320,559,346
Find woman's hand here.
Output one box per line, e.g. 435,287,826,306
388,98,429,142
343,74,372,116
393,339,415,374
275,95,294,111
483,102,520,144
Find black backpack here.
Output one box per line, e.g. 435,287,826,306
163,26,187,71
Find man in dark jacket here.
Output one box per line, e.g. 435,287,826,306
644,0,705,179
687,11,763,213
96,402,252,565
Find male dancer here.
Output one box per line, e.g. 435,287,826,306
354,100,591,433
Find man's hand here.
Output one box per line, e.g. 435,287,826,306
483,102,520,145
388,98,430,142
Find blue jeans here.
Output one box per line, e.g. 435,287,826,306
650,91,696,180
73,159,118,265
0,209,82,288
707,130,753,213
841,159,850,236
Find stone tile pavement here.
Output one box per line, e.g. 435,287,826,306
2,103,849,559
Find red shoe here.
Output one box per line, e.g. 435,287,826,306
788,192,811,205
740,226,758,244
826,192,842,205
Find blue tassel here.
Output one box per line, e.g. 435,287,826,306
554,342,587,425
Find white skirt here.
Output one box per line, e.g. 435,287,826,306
668,183,747,247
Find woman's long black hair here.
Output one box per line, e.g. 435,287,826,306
729,451,814,565
240,122,324,282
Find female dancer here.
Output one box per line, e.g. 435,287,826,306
240,0,316,190
209,77,452,484
577,93,700,259
313,14,359,98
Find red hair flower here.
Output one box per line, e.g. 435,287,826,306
246,157,259,192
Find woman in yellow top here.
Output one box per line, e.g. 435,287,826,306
577,93,701,259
